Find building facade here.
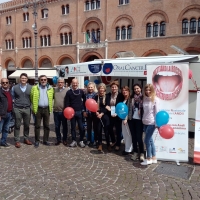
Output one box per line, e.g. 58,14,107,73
0,0,200,82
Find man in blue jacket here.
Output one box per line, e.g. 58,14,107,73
0,78,13,147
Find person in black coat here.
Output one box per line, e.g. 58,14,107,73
106,80,124,151
94,83,110,152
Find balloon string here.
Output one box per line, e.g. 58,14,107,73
100,119,104,127
191,77,198,90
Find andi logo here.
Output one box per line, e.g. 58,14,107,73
88,64,102,74
103,63,113,75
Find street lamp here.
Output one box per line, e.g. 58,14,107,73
22,0,48,84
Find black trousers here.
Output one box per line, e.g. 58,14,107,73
109,116,122,146
128,119,144,154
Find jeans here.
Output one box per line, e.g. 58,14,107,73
35,107,50,143
144,125,156,158
70,111,84,141
86,114,97,142
0,112,12,144
53,111,68,142
128,119,144,154
13,107,31,142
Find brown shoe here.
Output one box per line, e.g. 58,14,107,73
115,146,120,151
63,141,67,146
98,144,102,151
107,145,112,152
24,139,32,145
15,142,21,148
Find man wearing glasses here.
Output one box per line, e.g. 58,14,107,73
12,73,32,148
53,78,68,145
0,78,13,147
31,75,54,147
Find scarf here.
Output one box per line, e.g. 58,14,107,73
110,92,118,106
133,93,143,109
97,93,106,110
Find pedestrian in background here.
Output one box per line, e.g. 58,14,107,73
12,73,32,148
141,84,158,165
53,77,68,146
31,75,54,148
129,83,145,161
0,78,13,147
83,82,97,146
64,78,86,148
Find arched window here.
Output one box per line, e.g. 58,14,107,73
116,27,120,40
190,18,196,34
62,5,65,15
85,1,90,11
160,21,165,36
23,13,29,21
97,29,100,42
153,22,158,37
66,5,69,14
41,9,48,18
60,33,63,44
91,0,96,10
182,19,188,34
96,0,100,9
119,0,123,5
40,35,51,46
121,26,126,40
22,37,31,48
69,32,72,44
198,18,200,33
5,39,14,49
127,26,132,39
146,23,151,37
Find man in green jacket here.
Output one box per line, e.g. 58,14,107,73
30,75,54,148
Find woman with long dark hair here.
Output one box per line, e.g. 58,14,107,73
106,81,124,151
128,83,144,161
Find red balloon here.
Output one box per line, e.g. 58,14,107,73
189,69,193,79
159,125,174,139
85,99,98,112
64,107,75,120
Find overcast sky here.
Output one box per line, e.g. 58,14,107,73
0,0,11,3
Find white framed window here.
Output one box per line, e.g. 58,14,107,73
5,39,14,49
119,0,129,5
22,37,31,48
85,0,100,11
6,16,11,25
62,4,69,15
60,33,72,45
41,9,48,18
40,35,51,46
23,12,29,22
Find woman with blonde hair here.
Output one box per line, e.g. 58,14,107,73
141,84,159,165
121,86,133,155
83,82,98,146
94,83,110,151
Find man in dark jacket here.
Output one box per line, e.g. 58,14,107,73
12,73,32,148
0,78,13,147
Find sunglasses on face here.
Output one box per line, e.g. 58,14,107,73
40,79,47,82
1,82,8,84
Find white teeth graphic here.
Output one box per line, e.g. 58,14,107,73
157,72,176,76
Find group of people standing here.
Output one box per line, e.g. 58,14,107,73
0,73,158,165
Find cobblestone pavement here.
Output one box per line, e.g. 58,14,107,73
0,115,199,200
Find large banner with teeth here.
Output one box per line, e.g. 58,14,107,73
147,63,188,162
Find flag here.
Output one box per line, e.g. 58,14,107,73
92,31,98,43
86,33,91,43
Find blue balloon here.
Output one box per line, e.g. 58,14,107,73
52,76,58,84
84,80,89,86
94,79,100,84
116,103,128,120
156,111,170,127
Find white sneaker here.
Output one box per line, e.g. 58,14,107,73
140,153,145,161
152,159,157,164
141,159,152,165
131,152,139,160
79,141,85,148
69,140,77,147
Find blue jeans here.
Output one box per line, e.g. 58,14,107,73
144,125,156,158
0,112,12,144
53,112,68,142
70,111,84,141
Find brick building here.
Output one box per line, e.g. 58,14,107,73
0,0,200,83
